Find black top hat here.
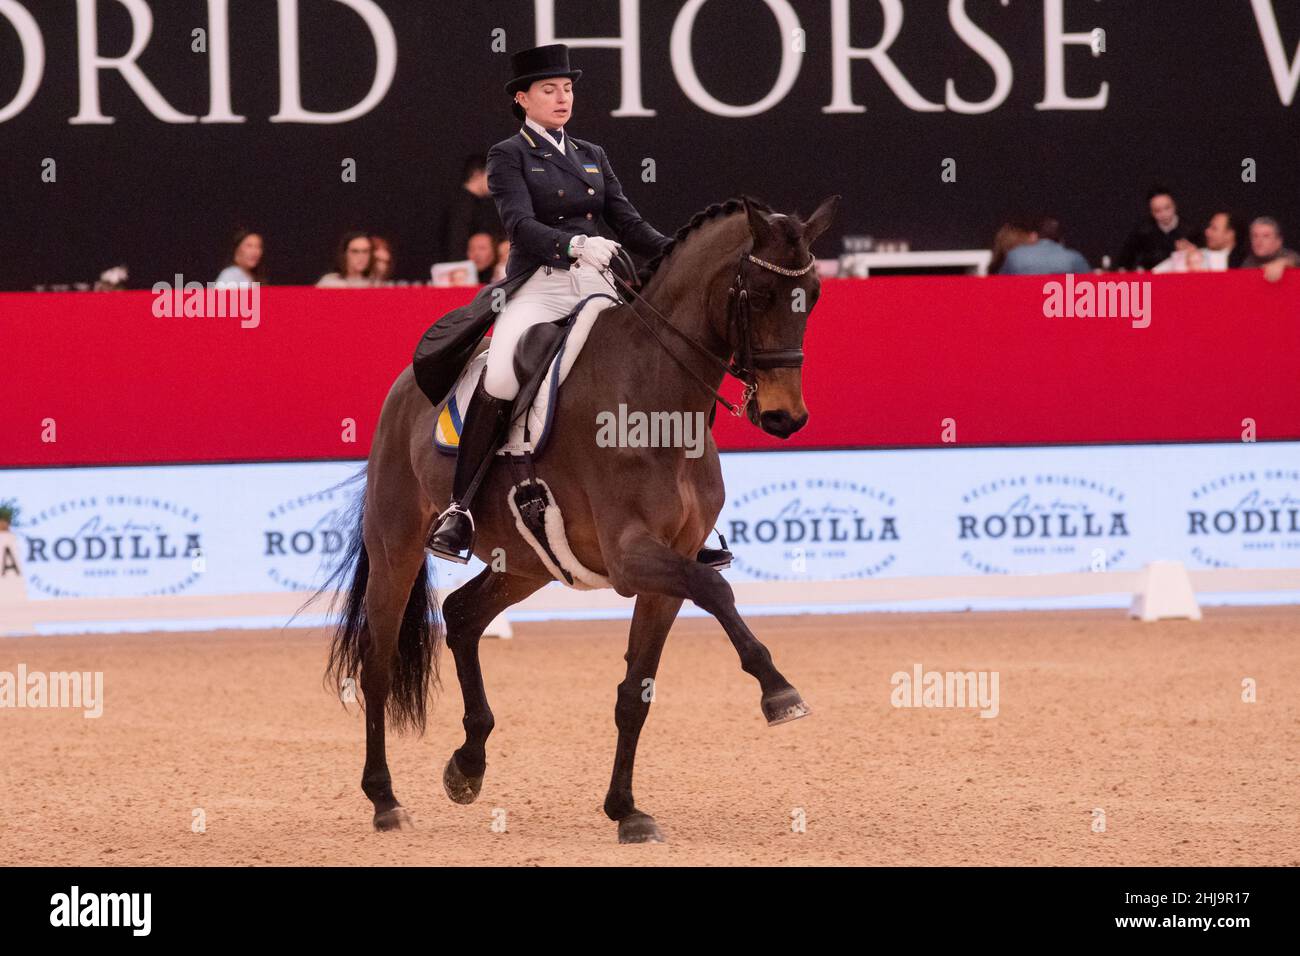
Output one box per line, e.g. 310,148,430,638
505,44,582,95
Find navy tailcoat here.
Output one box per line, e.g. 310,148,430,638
413,126,672,405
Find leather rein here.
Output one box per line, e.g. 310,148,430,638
599,246,815,417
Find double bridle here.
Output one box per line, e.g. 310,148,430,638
601,246,814,417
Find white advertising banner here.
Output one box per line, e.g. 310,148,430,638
717,443,1300,582
1,442,1297,611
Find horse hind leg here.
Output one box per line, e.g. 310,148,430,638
358,617,411,832
326,514,404,831
440,569,547,804
358,525,442,832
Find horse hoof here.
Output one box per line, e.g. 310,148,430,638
762,687,811,726
373,807,414,832
618,812,665,844
443,755,484,805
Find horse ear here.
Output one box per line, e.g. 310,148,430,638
743,195,775,246
801,194,841,249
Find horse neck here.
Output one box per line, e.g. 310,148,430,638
625,218,748,408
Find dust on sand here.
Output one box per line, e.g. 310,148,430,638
1,606,1296,866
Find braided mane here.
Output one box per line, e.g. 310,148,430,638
636,194,776,287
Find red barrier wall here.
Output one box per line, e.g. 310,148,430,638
3,272,1296,468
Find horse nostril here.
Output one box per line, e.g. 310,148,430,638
758,410,808,437
759,410,797,436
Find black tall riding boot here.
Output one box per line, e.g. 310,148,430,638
427,379,514,563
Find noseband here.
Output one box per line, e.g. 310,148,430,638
604,246,815,417
726,251,814,414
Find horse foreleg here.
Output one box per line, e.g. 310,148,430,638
607,531,810,726
604,592,682,844
441,569,546,804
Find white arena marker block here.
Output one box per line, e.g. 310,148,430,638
1129,560,1202,622
0,530,32,636
483,612,513,639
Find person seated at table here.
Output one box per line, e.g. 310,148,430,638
215,229,265,285
491,238,511,282
370,236,394,284
1115,186,1199,271
317,232,375,288
999,217,1090,275
1242,216,1300,282
989,222,1034,275
466,231,498,284
1152,211,1242,273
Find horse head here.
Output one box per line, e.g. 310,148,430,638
736,194,839,438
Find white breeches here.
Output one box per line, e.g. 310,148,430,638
483,263,614,400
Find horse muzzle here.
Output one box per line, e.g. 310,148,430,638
747,365,808,438
757,407,808,438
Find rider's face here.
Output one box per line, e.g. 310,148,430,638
519,78,573,127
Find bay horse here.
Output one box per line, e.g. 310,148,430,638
326,194,840,842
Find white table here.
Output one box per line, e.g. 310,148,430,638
839,250,993,277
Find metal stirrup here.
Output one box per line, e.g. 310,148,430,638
434,501,475,533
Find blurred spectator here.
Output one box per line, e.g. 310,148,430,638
94,265,129,292
989,223,1034,275
999,217,1090,274
1116,187,1199,271
370,236,394,283
216,230,265,285
1242,217,1300,282
440,154,503,263
492,238,511,282
1202,211,1244,269
317,232,374,288
466,231,497,284
1153,211,1241,273
431,262,477,287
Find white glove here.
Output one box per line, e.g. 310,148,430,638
570,235,621,270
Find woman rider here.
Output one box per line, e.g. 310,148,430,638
427,43,674,563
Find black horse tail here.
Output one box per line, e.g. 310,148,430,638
321,477,443,735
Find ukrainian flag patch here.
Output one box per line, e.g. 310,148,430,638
435,402,462,449
583,164,599,174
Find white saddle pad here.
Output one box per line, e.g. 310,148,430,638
434,292,617,457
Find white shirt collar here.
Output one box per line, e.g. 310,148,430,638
524,115,565,153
